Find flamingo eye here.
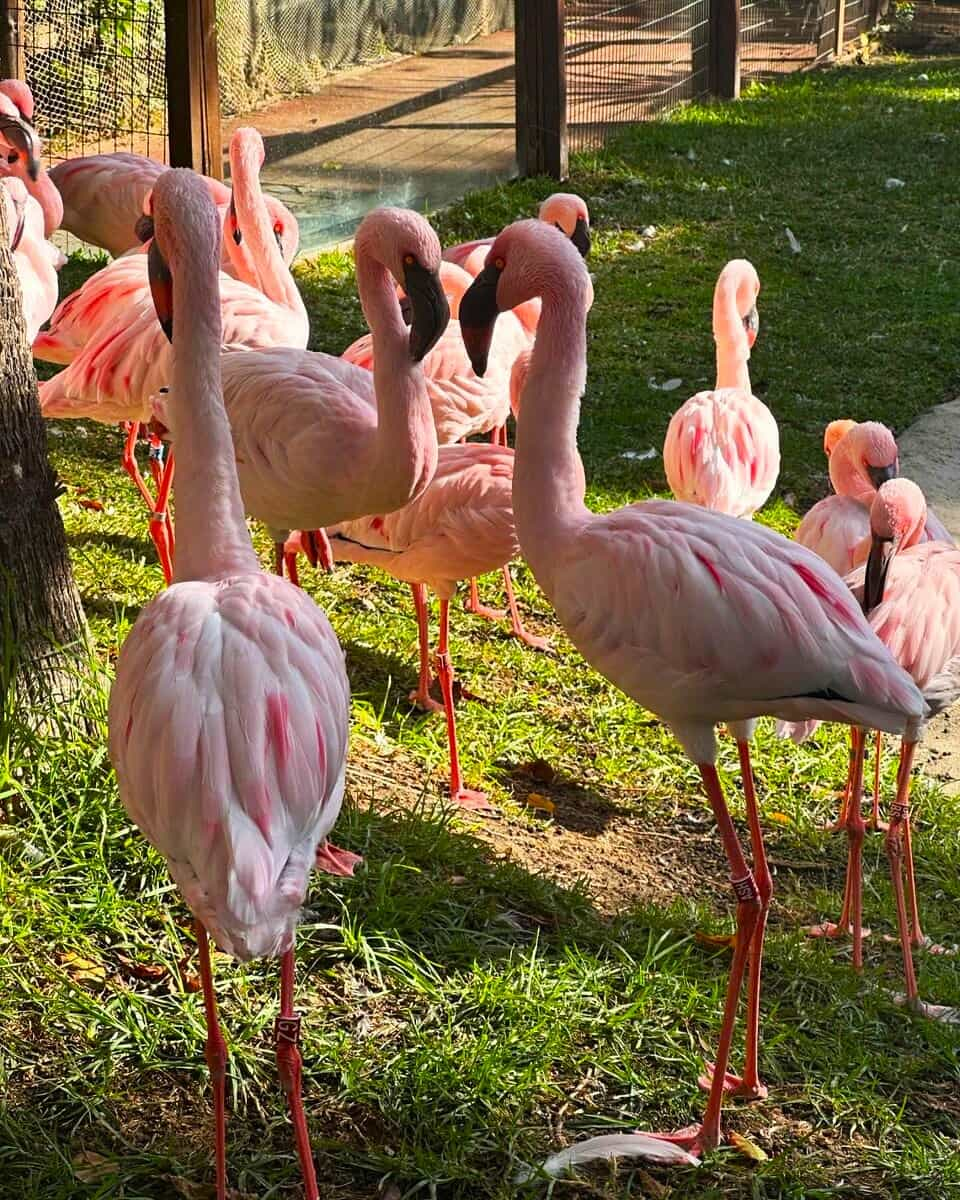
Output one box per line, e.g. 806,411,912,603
273,220,283,235
7,151,18,164
493,256,505,270
403,253,416,266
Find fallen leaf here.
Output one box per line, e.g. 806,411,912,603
768,811,791,825
730,1132,768,1162
77,498,105,511
514,758,557,785
118,953,168,983
637,1169,673,1198
694,931,736,950
181,970,202,993
524,792,555,815
72,1151,118,1182
59,951,107,986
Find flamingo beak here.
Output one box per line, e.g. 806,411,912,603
229,196,242,245
863,534,894,614
571,215,591,257
867,462,898,489
135,213,155,244
0,113,40,181
402,259,449,362
459,260,503,378
744,304,759,348
148,239,174,342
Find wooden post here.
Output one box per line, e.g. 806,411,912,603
164,0,223,178
515,0,567,180
0,0,25,81
834,0,847,56
709,0,741,99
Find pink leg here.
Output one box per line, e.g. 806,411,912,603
501,564,549,651
314,840,364,876
640,763,762,1155
276,949,319,1200
434,599,492,812
869,730,888,832
823,727,856,833
304,529,334,573
150,449,176,586
283,551,302,589
464,574,507,622
196,921,229,1200
701,741,771,1101
408,584,443,712
120,423,174,586
886,741,920,1005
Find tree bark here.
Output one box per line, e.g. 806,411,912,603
0,194,88,713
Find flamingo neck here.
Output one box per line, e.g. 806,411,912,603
712,275,750,391
829,442,873,505
512,281,590,589
231,151,305,320
355,251,437,511
29,168,63,239
169,223,260,583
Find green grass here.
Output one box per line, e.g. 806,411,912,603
5,54,960,1199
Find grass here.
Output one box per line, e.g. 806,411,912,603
5,53,960,1200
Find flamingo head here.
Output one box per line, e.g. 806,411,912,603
539,191,591,258
823,418,857,458
715,259,761,350
0,110,41,184
354,206,449,361
863,478,927,611
829,420,899,499
148,169,221,343
460,219,592,377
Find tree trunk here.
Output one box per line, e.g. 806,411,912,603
0,195,88,714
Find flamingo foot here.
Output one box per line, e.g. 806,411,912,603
883,932,959,957
511,624,550,651
408,685,445,714
450,786,494,813
698,1063,768,1101
634,1124,717,1157
807,921,872,940
314,841,363,877
467,600,508,622
867,817,890,833
892,994,960,1023
302,529,334,573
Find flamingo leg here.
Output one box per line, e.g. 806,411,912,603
824,727,856,833
886,741,920,1005
869,730,888,832
196,921,228,1200
434,598,492,811
120,421,156,510
150,451,176,586
639,763,762,1155
408,583,443,712
314,841,364,876
701,741,771,1101
276,949,319,1200
501,564,549,651
464,574,507,622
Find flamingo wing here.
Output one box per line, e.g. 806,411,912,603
795,494,870,577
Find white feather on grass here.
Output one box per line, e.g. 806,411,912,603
513,1133,700,1183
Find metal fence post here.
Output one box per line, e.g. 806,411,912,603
709,0,741,99
164,0,223,178
834,0,847,55
515,0,568,180
0,0,24,81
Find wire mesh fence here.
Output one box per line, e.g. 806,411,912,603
886,0,960,50
741,0,838,80
565,0,711,154
5,0,167,164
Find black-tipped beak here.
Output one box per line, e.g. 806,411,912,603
459,260,503,378
744,304,759,348
10,206,25,253
148,239,174,343
402,259,449,362
0,113,40,180
863,534,894,614
867,462,898,490
135,213,155,244
571,215,591,258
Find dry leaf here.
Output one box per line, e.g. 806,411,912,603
637,1169,672,1199
118,953,168,983
694,931,736,950
730,1132,768,1162
59,951,107,986
517,758,557,784
72,1150,118,1182
181,970,202,993
768,811,791,825
524,792,555,815
77,498,105,511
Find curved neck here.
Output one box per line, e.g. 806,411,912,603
829,442,873,505
713,276,750,391
29,168,62,239
512,282,590,589
354,251,437,509
169,228,260,583
220,206,261,288
231,150,305,318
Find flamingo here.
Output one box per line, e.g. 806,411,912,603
459,219,924,1157
0,80,63,237
108,168,349,1200
2,177,58,344
323,441,534,811
38,129,310,584
152,205,449,586
663,260,780,518
48,148,298,267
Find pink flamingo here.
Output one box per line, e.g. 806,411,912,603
0,80,63,237
108,168,349,1200
664,260,779,518
154,205,448,587
459,219,924,1157
48,148,298,266
324,441,532,811
2,177,58,344
38,130,309,584
791,480,960,1015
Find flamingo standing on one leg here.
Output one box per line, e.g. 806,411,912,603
108,168,350,1200
459,219,923,1158
664,260,780,518
0,80,63,237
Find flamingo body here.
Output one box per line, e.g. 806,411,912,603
2,177,58,343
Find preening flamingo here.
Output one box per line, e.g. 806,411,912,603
2,177,58,344
459,219,924,1158
793,480,960,1012
154,206,449,585
0,79,63,237
48,148,298,266
108,168,349,1200
326,441,527,811
664,260,780,518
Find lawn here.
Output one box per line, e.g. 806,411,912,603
4,53,960,1200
